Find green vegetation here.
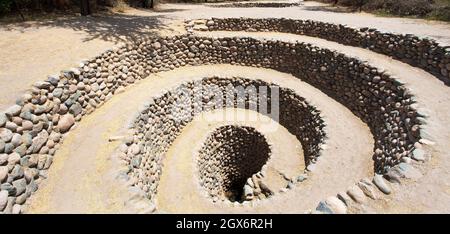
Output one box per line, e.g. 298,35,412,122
427,0,450,21
0,0,13,14
311,0,450,22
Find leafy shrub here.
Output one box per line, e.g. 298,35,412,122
363,0,434,16
338,0,369,7
0,0,13,13
428,5,450,21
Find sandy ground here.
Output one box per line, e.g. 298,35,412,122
1,1,450,213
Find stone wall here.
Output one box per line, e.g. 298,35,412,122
0,30,422,213
199,17,450,85
123,77,325,203
196,125,270,202
208,2,301,8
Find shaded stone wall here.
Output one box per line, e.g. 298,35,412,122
208,2,301,8
197,125,270,202
200,17,450,85
124,77,325,203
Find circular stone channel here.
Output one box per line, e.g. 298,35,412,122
208,2,301,8
127,76,325,205
197,125,271,203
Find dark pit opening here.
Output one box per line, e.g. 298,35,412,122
197,125,271,202
132,76,325,203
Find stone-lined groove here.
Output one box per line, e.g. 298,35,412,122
208,2,301,8
191,17,450,85
126,77,325,204
0,31,421,213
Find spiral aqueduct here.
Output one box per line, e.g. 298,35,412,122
1,2,449,214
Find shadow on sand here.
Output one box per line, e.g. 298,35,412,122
1,11,177,43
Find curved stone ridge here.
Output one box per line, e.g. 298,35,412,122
191,17,450,85
0,31,422,213
197,125,271,203
124,76,325,204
